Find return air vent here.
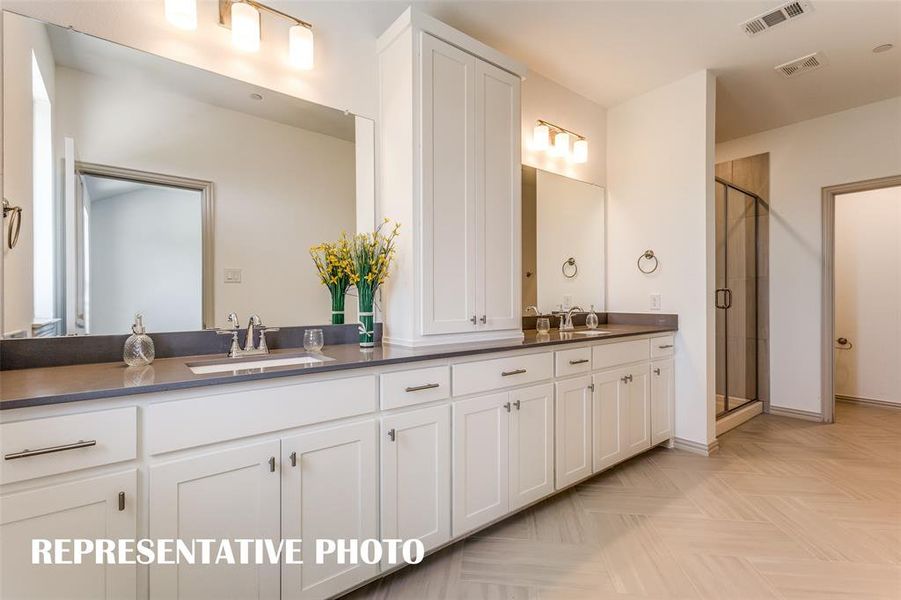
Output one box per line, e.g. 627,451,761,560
742,1,813,37
775,52,827,78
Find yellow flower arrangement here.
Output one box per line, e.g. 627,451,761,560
350,219,401,346
309,234,353,324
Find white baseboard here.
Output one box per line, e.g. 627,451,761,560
673,437,719,456
767,405,823,422
836,395,901,409
716,401,763,436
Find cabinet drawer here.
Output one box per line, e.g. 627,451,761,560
555,347,592,377
592,339,650,370
381,365,450,410
147,375,376,454
650,335,675,358
453,352,553,397
1,407,137,484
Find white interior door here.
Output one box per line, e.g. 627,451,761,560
282,421,378,600
420,32,477,335
149,441,280,600
509,383,554,509
474,58,521,330
381,405,451,556
453,392,509,536
1,470,137,600
592,367,628,472
555,376,592,489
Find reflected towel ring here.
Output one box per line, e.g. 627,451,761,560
2,198,22,250
637,250,658,274
561,257,578,278
835,337,853,350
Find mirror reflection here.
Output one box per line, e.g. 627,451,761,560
2,12,366,338
522,165,606,316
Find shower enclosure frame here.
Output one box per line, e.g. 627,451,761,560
715,176,767,416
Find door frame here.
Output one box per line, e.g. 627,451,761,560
821,174,901,423
74,162,215,330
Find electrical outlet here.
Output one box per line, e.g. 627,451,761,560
224,268,242,284
650,293,662,311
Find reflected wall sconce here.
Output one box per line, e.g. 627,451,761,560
532,120,587,164
164,0,314,70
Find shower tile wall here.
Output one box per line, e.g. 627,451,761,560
715,153,770,409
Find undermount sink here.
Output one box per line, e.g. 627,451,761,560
187,352,332,375
567,330,613,336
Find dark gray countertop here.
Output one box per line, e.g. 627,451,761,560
0,325,675,410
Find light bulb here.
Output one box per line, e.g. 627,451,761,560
164,0,197,30
572,139,588,163
289,24,314,70
553,131,570,157
231,1,261,52
532,124,549,151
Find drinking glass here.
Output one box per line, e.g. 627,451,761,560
304,329,324,353
536,317,550,334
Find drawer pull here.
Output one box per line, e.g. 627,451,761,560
387,428,396,442
4,439,96,460
405,383,440,393
658,344,674,349
569,359,589,365
289,451,297,467
268,456,276,472
118,491,126,512
501,369,527,377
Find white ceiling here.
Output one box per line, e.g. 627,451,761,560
343,0,901,141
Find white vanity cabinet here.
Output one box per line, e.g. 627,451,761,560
554,376,593,488
592,366,628,472
651,358,676,445
0,470,137,600
149,441,281,600
508,383,554,510
282,421,378,600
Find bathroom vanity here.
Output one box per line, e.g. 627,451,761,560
0,325,676,599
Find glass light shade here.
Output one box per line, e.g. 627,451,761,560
231,1,261,52
532,124,550,150
552,131,571,157
288,25,314,70
572,138,588,163
164,0,197,30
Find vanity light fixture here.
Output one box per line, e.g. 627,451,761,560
533,120,587,164
230,1,261,52
164,0,197,30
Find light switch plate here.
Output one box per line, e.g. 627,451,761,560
650,293,662,311
224,268,242,284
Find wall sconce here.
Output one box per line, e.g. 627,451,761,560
532,120,587,164
164,0,314,70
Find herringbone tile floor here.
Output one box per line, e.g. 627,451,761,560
347,402,901,599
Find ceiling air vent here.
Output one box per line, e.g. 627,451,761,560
742,1,813,37
775,51,827,78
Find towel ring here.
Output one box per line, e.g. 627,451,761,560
561,257,578,278
835,337,853,350
637,250,658,274
2,198,22,250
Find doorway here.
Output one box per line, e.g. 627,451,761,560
822,175,901,422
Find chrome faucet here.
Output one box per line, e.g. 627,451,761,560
560,306,584,331
216,313,278,358
524,305,540,316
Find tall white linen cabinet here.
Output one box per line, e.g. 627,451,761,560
377,8,527,347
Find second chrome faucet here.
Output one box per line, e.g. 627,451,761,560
216,313,279,358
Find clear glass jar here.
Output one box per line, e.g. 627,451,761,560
123,314,155,367
585,305,599,330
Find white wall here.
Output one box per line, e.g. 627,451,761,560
90,186,203,335
834,186,901,405
607,70,717,447
55,66,356,329
535,169,605,312
522,70,606,186
717,97,901,415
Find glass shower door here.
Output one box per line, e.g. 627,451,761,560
716,181,758,415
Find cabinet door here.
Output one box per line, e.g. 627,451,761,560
1,470,137,600
509,383,554,510
555,376,592,489
625,365,652,458
149,441,280,600
420,32,478,335
592,367,629,473
651,359,675,445
453,392,509,536
381,405,451,556
282,420,378,600
474,58,521,331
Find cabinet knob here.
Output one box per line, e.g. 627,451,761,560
480,315,487,324
588,383,595,392
387,428,396,442
513,400,521,410
621,374,633,384
470,315,477,324
268,456,276,472
289,451,297,467
654,368,661,376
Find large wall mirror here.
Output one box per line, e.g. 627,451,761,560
1,11,374,338
522,165,605,315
